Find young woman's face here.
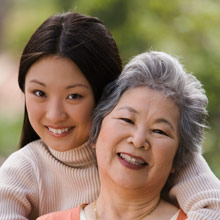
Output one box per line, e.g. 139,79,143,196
95,87,180,194
25,56,95,151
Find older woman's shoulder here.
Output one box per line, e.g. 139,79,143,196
171,209,187,220
37,206,80,220
156,200,186,219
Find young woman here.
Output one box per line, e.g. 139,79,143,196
38,51,220,220
0,12,121,220
0,12,219,220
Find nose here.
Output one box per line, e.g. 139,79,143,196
127,128,150,150
45,99,67,123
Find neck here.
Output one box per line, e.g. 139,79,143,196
93,183,161,220
100,175,160,200
46,140,96,167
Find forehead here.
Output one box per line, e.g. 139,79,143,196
113,86,179,117
118,86,166,104
25,55,90,85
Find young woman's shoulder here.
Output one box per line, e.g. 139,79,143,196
0,139,45,170
0,140,44,219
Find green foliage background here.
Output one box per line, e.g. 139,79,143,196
0,0,219,177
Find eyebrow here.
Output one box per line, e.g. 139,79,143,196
29,80,45,87
29,80,89,89
117,106,138,114
66,84,89,89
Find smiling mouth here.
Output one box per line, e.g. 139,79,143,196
47,127,73,135
117,153,147,167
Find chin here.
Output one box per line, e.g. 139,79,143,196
113,176,146,189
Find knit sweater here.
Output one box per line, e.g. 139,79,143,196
0,140,100,220
0,139,220,220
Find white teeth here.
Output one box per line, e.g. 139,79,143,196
48,127,69,134
120,153,146,165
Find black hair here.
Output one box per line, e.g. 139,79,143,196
18,12,122,148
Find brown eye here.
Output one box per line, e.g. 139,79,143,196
67,94,83,100
153,129,168,136
33,90,46,97
120,118,134,124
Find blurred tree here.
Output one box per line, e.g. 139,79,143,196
0,0,11,50
55,0,75,11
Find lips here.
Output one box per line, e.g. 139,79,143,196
117,152,148,169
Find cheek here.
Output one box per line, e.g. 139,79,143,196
95,121,120,163
25,98,42,121
74,108,93,128
68,99,95,125
95,137,113,172
96,120,116,145
79,99,95,122
154,143,178,168
95,123,114,160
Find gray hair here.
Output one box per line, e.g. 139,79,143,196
89,51,208,171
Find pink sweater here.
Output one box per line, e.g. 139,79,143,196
37,204,187,220
0,139,219,220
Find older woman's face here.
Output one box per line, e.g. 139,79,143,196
95,86,180,193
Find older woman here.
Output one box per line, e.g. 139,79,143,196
38,51,216,220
